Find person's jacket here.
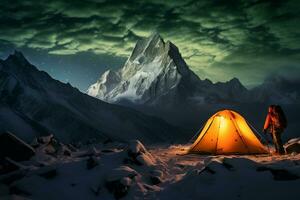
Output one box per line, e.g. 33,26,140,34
264,112,283,133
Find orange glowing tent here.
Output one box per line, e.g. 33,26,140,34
189,110,268,154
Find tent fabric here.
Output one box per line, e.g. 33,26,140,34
189,110,268,154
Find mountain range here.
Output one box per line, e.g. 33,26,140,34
0,51,184,143
88,33,299,106
88,33,300,139
1,34,298,144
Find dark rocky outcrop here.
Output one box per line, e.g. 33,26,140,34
0,132,35,161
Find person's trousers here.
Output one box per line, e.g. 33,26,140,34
271,131,285,154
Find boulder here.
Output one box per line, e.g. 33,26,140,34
106,166,138,181
128,140,147,155
105,179,130,199
0,158,20,175
0,132,35,161
124,140,155,166
105,166,138,199
37,134,54,144
149,170,163,185
86,156,99,170
136,153,155,166
285,138,300,154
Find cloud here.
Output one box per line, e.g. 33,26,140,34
0,0,299,86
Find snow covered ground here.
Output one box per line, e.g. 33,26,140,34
1,138,300,200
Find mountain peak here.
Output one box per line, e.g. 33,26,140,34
148,32,163,41
228,77,241,84
226,77,248,91
126,33,190,76
6,50,29,65
128,32,165,63
89,33,197,104
13,50,25,57
165,41,190,77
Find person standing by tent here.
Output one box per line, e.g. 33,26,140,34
263,105,287,155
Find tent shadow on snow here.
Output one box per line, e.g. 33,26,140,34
188,109,269,155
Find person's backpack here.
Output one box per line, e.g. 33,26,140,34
273,105,288,129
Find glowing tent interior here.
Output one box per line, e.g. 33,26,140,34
189,110,268,154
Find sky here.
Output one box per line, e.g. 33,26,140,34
0,0,300,91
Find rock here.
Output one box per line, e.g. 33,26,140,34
124,140,155,166
103,138,113,144
291,152,298,156
0,132,35,161
101,149,115,153
106,166,138,182
136,153,155,166
35,135,66,156
104,166,138,198
86,156,99,170
44,144,57,155
37,134,54,144
35,136,73,157
150,176,162,185
120,177,132,186
123,156,142,166
30,138,40,148
286,138,300,144
55,145,72,156
73,147,100,158
105,179,129,199
285,140,300,154
149,169,163,185
128,140,147,155
0,158,20,175
66,144,77,152
63,148,72,156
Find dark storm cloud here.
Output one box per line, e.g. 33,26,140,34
0,0,299,86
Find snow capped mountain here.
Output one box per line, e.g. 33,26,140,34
88,33,253,106
88,33,200,105
0,51,183,143
87,33,300,140
88,33,299,106
88,70,121,99
250,76,300,104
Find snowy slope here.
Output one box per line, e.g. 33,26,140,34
1,139,299,200
0,51,183,143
